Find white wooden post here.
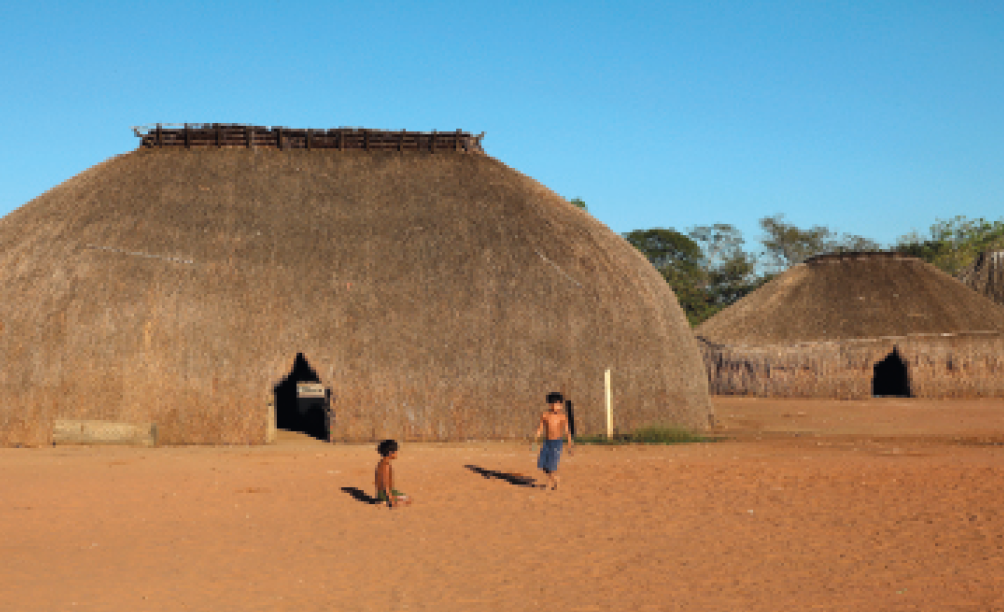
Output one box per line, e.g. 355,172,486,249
605,368,613,439
266,399,277,444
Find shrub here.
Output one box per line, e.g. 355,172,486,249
575,425,714,445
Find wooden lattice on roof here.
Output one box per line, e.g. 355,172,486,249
804,251,910,265
132,123,486,154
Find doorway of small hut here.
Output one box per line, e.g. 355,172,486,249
872,349,911,397
273,353,331,441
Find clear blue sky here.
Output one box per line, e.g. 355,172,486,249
2,1,1002,253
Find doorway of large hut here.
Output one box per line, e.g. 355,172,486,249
273,353,331,441
872,349,911,397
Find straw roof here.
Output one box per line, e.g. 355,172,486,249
697,252,1004,347
957,250,1004,307
0,141,711,445
697,252,1004,399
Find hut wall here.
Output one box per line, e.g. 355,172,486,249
699,335,1004,399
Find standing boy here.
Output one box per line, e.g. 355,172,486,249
375,439,411,508
531,392,574,490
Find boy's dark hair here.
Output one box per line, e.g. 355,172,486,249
546,392,564,405
377,439,399,457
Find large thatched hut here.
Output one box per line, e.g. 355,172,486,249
958,249,1004,307
0,124,712,445
696,252,1004,398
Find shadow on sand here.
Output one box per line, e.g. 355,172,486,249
340,486,381,505
464,465,541,488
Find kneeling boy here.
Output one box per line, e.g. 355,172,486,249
375,439,412,508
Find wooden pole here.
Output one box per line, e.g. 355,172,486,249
265,400,277,444
605,368,613,438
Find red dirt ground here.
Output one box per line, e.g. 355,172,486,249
3,397,1004,611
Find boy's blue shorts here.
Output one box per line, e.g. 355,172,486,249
537,439,564,473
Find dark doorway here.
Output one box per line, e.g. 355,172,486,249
872,349,911,397
273,353,330,441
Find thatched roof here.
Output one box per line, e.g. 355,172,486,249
697,251,1004,347
0,138,711,445
957,250,1004,307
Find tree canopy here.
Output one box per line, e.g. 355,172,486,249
759,214,880,271
624,225,762,325
894,216,1004,275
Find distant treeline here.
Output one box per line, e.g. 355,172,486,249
613,210,1004,326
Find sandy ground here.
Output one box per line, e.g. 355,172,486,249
3,398,1004,612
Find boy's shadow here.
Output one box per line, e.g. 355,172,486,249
464,465,541,488
341,486,381,505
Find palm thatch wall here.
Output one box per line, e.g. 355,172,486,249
958,250,1004,307
696,252,1004,398
700,333,1004,398
0,137,711,446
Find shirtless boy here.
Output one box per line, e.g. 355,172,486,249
375,439,411,508
531,392,574,490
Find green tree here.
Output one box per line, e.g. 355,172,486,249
759,214,880,270
624,229,714,325
894,216,1004,275
623,228,703,271
689,224,763,310
625,226,763,326
569,198,587,210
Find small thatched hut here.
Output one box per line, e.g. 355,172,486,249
696,252,1004,398
958,249,1004,307
0,124,712,445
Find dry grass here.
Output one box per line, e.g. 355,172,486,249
575,424,714,445
0,146,712,445
697,252,1004,345
699,334,1004,398
696,253,1004,399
